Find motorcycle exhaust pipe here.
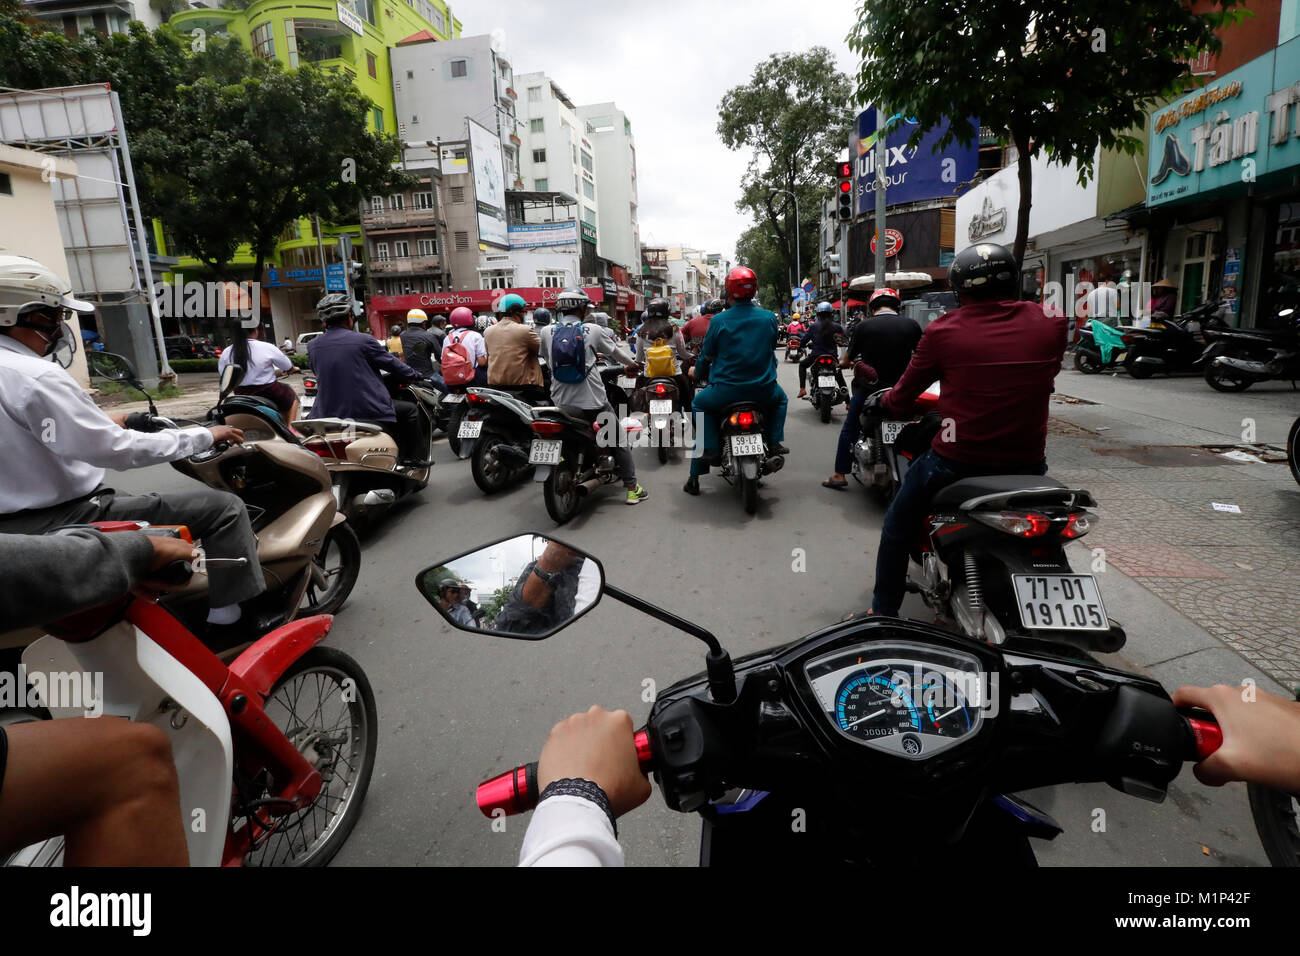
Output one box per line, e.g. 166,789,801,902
576,477,603,496
1214,355,1270,376
353,488,397,511
764,454,785,474
493,442,529,462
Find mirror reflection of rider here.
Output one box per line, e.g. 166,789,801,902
307,294,431,468
492,542,593,635
435,576,475,628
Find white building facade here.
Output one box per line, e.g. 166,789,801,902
577,102,640,272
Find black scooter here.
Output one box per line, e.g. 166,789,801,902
1122,301,1226,379
457,387,547,494
1203,309,1300,392
421,532,1225,867
807,353,848,423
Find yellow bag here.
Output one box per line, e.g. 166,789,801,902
643,339,676,378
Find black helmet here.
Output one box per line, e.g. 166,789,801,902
531,307,551,327
949,243,1018,301
647,297,671,318
390,324,403,336
702,297,725,315
316,293,353,325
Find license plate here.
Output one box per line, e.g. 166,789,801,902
529,439,562,465
1114,350,1127,363
1013,574,1108,631
441,393,465,404
818,375,837,388
458,419,483,439
730,433,764,456
881,420,914,444
617,376,637,390
649,399,673,415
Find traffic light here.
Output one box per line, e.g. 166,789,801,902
826,252,841,275
836,160,854,222
841,280,849,294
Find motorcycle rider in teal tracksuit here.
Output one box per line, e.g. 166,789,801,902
683,266,789,495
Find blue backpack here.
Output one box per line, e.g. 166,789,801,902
551,322,591,384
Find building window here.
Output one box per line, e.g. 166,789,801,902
582,180,595,200
451,59,467,78
394,240,410,258
528,86,541,101
366,52,377,79
414,191,434,210
537,271,565,288
454,231,469,251
251,22,275,60
450,185,465,204
535,178,548,191
580,151,593,173
583,208,596,226
406,70,414,79
572,143,577,164
424,277,442,293
352,0,375,24
481,270,514,290
374,242,390,261
454,148,466,160
417,237,437,256
390,194,405,210
530,118,544,134
532,148,546,163
370,196,384,214
371,106,383,131
0,172,11,195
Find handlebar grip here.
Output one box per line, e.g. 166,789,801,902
1179,707,1223,761
152,559,194,586
475,729,655,818
124,412,157,432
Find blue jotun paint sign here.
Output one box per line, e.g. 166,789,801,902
853,111,980,210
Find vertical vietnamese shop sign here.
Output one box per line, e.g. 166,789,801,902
1147,37,1300,206
467,119,509,248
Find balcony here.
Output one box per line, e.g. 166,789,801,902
361,207,440,229
368,255,442,275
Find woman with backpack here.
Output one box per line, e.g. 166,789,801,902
636,298,694,408
441,306,488,387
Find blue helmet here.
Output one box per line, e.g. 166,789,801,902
815,301,834,315
496,292,528,315
531,307,551,327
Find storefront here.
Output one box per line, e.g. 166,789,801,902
1144,36,1300,328
367,286,609,332
847,205,954,296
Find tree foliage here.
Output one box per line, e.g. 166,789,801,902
735,224,791,309
848,0,1246,266
0,21,410,281
718,48,853,293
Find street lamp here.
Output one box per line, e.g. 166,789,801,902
770,189,800,297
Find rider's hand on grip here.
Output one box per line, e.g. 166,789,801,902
1173,685,1300,792
538,706,652,818
208,424,244,445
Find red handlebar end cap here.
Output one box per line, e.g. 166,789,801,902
1186,718,1223,761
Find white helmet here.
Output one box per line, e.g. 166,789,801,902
406,308,428,324
0,255,94,327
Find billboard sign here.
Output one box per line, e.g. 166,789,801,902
508,220,578,248
853,111,979,210
467,119,508,248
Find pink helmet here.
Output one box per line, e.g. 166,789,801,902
449,306,474,328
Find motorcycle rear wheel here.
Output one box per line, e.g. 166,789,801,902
1204,359,1254,392
1288,416,1300,487
1073,349,1102,374
471,432,526,494
1123,353,1156,379
446,403,467,455
657,442,669,464
1248,781,1300,866
299,521,360,617
544,457,582,524
820,399,832,423
238,646,378,867
741,475,759,514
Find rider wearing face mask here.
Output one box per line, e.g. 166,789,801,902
0,255,259,639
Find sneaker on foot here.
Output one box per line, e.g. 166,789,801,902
771,442,790,455
625,484,649,504
682,476,700,496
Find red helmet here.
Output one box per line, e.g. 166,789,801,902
449,306,475,328
869,288,901,312
725,266,758,301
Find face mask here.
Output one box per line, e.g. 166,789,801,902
24,313,76,367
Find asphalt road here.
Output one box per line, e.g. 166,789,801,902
107,354,1291,867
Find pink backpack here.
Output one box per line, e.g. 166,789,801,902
442,329,476,386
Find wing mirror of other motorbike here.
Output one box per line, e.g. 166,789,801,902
219,362,244,399
416,533,605,641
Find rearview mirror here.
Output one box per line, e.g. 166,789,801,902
219,362,244,396
87,350,136,382
416,533,603,640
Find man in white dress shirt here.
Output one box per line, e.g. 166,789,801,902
0,256,260,635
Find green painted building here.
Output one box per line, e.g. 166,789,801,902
161,0,461,338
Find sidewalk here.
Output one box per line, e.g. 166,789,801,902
101,373,308,422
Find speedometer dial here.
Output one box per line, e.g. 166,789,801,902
805,643,988,760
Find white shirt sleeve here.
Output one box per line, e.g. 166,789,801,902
22,369,214,469
518,795,624,867
575,559,600,613
267,342,293,372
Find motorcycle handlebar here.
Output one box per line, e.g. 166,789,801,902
476,712,1223,820
476,729,653,818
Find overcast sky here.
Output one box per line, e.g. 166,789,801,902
457,0,861,264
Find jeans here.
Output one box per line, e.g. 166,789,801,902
871,448,1047,616
834,387,869,475
688,380,788,477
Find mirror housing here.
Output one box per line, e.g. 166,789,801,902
87,350,136,382
219,363,244,397
416,533,604,640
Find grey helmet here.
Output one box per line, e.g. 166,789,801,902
316,293,353,324
531,307,552,327
554,287,591,314
590,311,610,328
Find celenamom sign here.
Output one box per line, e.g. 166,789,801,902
1148,38,1300,206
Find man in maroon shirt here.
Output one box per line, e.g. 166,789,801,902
868,243,1068,616
682,298,723,372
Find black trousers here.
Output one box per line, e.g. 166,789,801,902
376,399,429,461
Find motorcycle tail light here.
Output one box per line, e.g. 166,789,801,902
654,383,667,395
1061,512,1097,539
728,410,755,429
971,511,1053,537
531,420,564,436
307,438,350,459
467,392,487,403
304,378,316,389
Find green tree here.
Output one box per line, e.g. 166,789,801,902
735,223,791,308
718,48,853,292
848,0,1246,267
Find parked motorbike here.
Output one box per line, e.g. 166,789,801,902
807,353,847,423
850,383,938,501
4,522,377,867
457,387,543,493
295,377,441,531
1123,300,1227,379
421,532,1224,867
785,334,805,363
1073,321,1132,374
1203,309,1300,392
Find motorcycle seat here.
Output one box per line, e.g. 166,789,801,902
931,475,1068,509
221,395,303,444
294,417,386,437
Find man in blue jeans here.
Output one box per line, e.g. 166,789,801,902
824,287,921,489
683,266,789,496
868,243,1067,616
